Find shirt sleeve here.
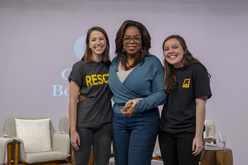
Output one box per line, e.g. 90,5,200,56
134,57,168,112
194,64,212,99
68,61,85,88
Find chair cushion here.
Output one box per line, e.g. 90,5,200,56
25,151,67,164
15,118,52,152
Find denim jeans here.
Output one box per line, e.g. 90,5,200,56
112,109,159,165
71,122,112,165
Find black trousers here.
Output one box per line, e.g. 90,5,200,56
159,130,201,165
71,122,112,165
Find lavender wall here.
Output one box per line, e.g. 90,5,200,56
1,0,247,164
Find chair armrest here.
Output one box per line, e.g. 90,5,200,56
12,137,26,163
5,136,26,163
52,133,70,155
0,137,13,164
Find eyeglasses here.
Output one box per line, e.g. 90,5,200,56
122,37,142,43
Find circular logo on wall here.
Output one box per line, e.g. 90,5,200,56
74,35,113,60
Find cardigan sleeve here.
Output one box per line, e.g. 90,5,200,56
134,57,168,113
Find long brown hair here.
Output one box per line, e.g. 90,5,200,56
163,35,211,93
82,26,111,64
115,20,151,70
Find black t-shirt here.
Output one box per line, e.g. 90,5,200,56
68,60,112,128
159,64,212,134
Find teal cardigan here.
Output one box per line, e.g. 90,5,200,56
108,54,168,114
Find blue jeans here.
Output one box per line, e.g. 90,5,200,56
112,108,159,165
159,131,202,165
71,122,112,165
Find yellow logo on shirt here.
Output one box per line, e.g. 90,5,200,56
182,78,190,88
85,73,109,86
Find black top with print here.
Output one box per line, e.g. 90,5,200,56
159,64,212,134
69,61,112,128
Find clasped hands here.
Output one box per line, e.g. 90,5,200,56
121,98,143,118
78,94,143,118
121,103,135,118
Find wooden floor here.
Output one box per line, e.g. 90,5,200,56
3,159,164,165
108,158,163,165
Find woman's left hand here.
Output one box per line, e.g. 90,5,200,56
192,136,204,156
125,98,143,107
121,103,135,118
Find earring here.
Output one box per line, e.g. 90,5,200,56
122,47,124,53
140,47,143,53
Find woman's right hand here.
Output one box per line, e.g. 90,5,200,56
70,131,80,151
125,98,143,108
78,94,86,102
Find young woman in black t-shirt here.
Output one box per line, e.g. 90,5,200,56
159,35,212,165
68,27,112,165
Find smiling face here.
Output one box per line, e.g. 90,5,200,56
163,38,185,68
123,26,142,58
89,30,106,57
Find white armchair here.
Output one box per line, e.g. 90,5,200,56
203,119,216,140
2,117,72,165
59,116,74,164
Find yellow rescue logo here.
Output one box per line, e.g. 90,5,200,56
182,78,190,88
85,73,109,86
